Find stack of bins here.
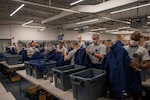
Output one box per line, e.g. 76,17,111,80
5,54,22,65
25,60,56,79
52,64,86,91
70,68,107,100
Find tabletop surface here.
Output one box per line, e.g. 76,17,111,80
0,92,16,100
0,61,24,68
0,82,7,94
16,70,49,85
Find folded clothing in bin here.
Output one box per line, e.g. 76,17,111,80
52,64,86,91
28,60,47,71
70,68,107,100
27,60,56,79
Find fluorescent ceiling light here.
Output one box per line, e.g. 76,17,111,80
110,31,134,35
106,29,118,32
76,19,99,25
74,28,79,31
84,26,89,29
91,28,106,32
147,16,150,19
147,22,150,24
118,27,130,30
88,32,98,34
111,3,150,14
22,25,46,29
13,0,79,13
22,20,33,26
10,4,25,16
39,28,46,31
70,0,84,6
101,17,130,24
74,26,89,31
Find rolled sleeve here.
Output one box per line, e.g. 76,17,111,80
142,49,150,61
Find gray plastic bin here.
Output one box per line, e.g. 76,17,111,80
32,65,43,79
31,60,56,79
25,62,33,76
70,68,107,100
52,64,86,91
46,60,56,76
0,53,10,61
5,54,22,65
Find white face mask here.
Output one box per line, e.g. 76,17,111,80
57,45,60,48
130,39,139,46
93,40,97,44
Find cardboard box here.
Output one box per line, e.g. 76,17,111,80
39,92,47,100
27,86,57,100
10,76,20,82
27,86,40,94
6,68,15,73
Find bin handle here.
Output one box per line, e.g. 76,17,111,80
73,79,82,85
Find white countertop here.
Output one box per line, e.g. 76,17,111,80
0,83,7,94
40,82,74,100
0,92,16,100
2,62,24,69
16,70,49,85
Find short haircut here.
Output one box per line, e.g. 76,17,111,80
58,40,64,44
92,34,99,39
131,31,142,40
72,41,79,46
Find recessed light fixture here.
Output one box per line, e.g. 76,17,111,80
10,4,25,16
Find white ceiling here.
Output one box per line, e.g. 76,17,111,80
0,0,150,33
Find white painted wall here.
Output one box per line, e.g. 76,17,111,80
124,35,130,40
62,30,93,40
0,24,58,43
0,25,130,43
62,30,120,42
